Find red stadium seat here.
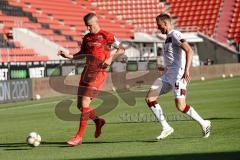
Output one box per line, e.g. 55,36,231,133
92,0,165,33
228,0,240,44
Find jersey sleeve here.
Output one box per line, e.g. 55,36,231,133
73,36,87,59
106,33,121,48
76,37,87,54
80,37,87,53
172,31,186,46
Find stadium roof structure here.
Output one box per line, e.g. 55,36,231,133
130,32,203,44
129,32,163,43
182,32,204,43
137,32,203,43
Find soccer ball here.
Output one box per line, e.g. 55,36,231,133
35,94,41,100
26,132,41,147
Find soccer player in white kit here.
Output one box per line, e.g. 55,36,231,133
145,13,211,140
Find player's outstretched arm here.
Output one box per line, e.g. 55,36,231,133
57,50,85,60
181,41,193,83
57,50,74,59
58,37,86,60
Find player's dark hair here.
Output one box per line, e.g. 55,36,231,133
83,12,97,23
156,13,171,23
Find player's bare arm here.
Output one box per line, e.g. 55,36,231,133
180,41,193,83
57,50,85,60
57,50,73,59
102,44,125,68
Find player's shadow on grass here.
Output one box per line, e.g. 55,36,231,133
207,117,240,120
0,142,32,151
0,142,69,150
54,139,159,148
42,139,159,148
65,151,240,160
0,140,157,150
105,117,240,125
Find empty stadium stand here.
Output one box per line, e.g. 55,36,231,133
228,0,240,44
0,0,239,63
92,0,166,33
0,1,49,62
1,0,133,62
166,0,222,36
215,0,236,43
8,0,133,40
94,0,239,48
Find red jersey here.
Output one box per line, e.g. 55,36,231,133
77,29,119,98
79,29,118,71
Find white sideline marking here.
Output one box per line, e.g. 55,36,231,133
0,100,66,112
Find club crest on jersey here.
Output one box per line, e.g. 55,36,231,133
97,35,103,40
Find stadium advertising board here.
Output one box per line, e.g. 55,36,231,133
0,68,8,81
0,79,32,103
29,67,45,78
62,65,76,76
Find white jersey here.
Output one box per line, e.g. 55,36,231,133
161,30,186,85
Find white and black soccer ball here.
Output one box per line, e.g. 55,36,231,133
26,132,41,147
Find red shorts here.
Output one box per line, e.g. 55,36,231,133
77,70,106,99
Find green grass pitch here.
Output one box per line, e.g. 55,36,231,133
0,77,240,160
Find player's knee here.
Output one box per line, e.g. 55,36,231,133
80,96,91,108
176,103,191,113
178,104,191,113
145,96,157,104
78,100,87,110
176,104,185,112
175,100,186,112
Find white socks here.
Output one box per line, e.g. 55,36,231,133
185,106,207,127
149,103,171,130
147,101,207,129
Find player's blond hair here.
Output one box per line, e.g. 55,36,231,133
83,13,98,24
156,13,172,23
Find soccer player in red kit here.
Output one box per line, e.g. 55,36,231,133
58,13,125,146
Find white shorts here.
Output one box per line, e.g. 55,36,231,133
150,78,187,99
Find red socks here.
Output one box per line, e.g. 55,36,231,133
182,105,190,113
76,107,98,138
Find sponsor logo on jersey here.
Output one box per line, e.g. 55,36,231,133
87,42,101,47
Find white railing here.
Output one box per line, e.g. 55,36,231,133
12,28,69,60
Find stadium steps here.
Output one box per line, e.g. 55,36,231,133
0,1,51,62
0,0,38,22
6,0,133,53
166,0,221,36
0,48,49,62
228,0,240,44
91,0,165,33
215,0,236,43
6,0,79,51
